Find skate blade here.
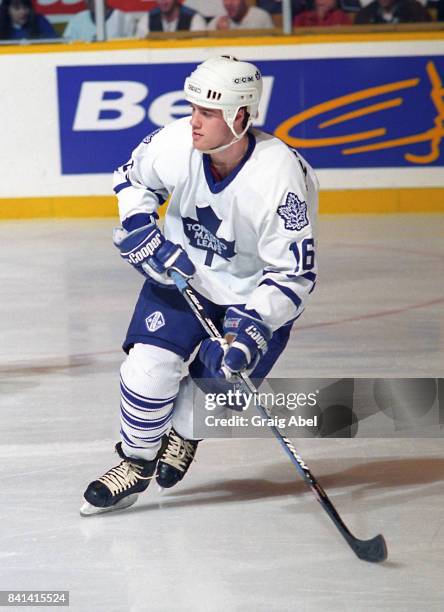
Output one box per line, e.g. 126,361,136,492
80,494,139,516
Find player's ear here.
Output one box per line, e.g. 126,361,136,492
235,107,249,130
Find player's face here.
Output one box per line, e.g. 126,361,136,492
190,104,233,151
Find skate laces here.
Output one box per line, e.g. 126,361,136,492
162,430,196,472
98,460,153,496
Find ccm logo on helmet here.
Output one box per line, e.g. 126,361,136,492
233,72,262,84
129,235,162,264
234,76,254,84
188,83,201,94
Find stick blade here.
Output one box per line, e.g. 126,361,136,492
350,533,388,563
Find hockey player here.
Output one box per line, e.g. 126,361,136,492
81,55,319,515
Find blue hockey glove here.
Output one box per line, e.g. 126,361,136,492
113,223,195,285
199,307,272,380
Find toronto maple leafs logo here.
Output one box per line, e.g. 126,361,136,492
182,206,236,266
277,192,308,231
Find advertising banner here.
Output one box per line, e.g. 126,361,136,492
33,0,156,16
2,37,444,204
33,0,85,16
57,55,444,175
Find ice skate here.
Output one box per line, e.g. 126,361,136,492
80,441,165,516
156,428,199,489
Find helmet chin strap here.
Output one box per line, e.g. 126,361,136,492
200,121,250,155
201,136,240,155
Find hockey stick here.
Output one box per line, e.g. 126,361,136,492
169,270,388,563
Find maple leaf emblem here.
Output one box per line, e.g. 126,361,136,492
182,206,236,266
277,192,308,231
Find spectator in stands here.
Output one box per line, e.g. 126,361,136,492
294,0,352,25
63,0,135,41
355,0,431,23
0,0,57,40
135,0,206,36
207,0,274,29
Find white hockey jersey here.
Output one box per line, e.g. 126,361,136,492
114,117,319,332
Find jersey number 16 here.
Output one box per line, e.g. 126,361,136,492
289,238,315,273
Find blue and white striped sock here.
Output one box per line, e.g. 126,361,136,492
119,344,183,461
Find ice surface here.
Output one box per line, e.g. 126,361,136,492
1,215,443,611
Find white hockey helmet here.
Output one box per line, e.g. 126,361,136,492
184,56,263,142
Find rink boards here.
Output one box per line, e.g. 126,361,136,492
1,32,444,217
